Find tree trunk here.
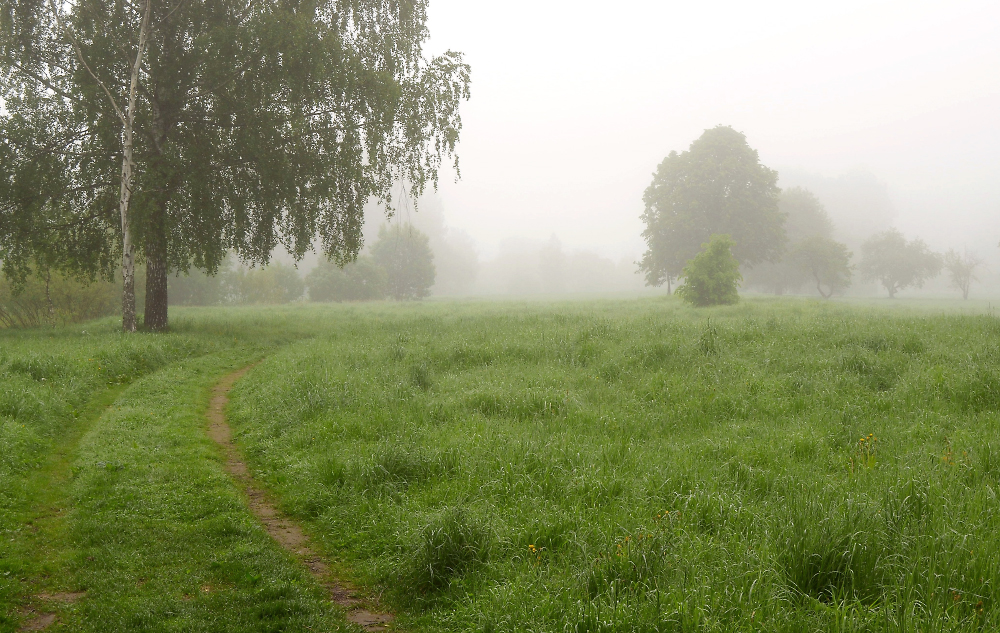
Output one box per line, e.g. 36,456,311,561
666,276,672,294
815,275,832,299
118,0,151,332
144,199,169,331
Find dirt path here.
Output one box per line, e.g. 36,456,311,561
206,366,394,632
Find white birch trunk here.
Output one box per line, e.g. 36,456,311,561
119,0,152,332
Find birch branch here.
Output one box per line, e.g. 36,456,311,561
47,0,127,125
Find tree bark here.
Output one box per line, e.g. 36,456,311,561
118,0,151,332
48,0,149,331
814,274,832,299
144,198,169,331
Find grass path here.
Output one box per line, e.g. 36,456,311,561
206,365,394,632
7,349,374,632
9,386,126,631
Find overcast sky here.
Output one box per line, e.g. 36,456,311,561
420,0,1000,259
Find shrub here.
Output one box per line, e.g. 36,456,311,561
0,271,119,328
675,234,741,307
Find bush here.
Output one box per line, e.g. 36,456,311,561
0,271,119,328
675,234,741,306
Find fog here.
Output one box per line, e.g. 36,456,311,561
369,0,1000,297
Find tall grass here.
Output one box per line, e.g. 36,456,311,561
226,297,1000,632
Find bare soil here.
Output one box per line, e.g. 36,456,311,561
207,366,394,632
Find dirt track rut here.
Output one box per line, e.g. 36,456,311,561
207,366,394,632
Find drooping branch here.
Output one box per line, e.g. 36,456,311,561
47,0,127,125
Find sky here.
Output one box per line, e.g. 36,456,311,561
419,0,1000,260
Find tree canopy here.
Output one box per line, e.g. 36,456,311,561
790,235,852,298
859,229,941,298
743,187,853,296
0,0,470,330
942,249,981,300
639,126,784,289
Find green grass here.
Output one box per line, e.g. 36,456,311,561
3,298,1000,632
0,310,345,632
225,298,1000,632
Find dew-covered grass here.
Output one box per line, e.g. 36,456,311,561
227,297,1000,632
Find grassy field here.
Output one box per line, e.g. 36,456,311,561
3,298,1000,632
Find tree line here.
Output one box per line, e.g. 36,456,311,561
640,126,985,305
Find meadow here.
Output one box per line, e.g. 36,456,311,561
2,297,1000,632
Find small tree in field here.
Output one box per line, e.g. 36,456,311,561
943,249,982,300
791,236,853,298
370,224,436,300
859,229,941,298
675,234,741,307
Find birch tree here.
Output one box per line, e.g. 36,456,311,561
1,0,471,331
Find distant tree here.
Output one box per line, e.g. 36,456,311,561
225,263,304,305
306,256,386,302
168,258,232,306
640,126,784,292
791,236,852,298
1,0,470,331
943,249,982,300
538,236,567,294
859,229,942,298
744,187,835,294
675,234,741,307
370,224,436,300
778,169,896,250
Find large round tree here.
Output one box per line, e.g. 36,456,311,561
0,0,470,330
639,126,785,291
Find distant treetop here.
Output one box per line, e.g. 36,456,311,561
640,126,785,290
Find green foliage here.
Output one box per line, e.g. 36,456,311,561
0,0,470,325
168,258,308,306
306,255,387,302
167,259,232,306
675,234,742,306
640,126,784,287
224,263,305,305
0,270,121,328
743,187,840,295
860,228,942,297
790,235,853,298
370,224,436,301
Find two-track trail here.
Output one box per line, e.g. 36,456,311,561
206,366,394,632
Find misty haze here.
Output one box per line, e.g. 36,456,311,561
2,0,999,631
